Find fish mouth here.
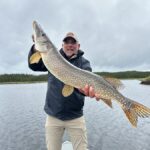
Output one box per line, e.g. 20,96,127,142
32,21,38,38
32,20,43,38
32,20,37,29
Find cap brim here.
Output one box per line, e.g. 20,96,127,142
63,36,77,42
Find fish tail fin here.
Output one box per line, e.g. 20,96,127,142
122,99,150,127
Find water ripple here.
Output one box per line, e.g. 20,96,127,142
0,81,150,150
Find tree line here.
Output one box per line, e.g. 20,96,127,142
0,71,150,83
0,74,48,83
95,71,150,79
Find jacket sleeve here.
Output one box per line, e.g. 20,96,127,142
81,57,92,72
28,45,48,72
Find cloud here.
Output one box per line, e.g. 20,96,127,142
0,0,150,74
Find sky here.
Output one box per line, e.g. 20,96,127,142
0,0,150,74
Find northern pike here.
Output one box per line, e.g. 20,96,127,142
30,21,150,127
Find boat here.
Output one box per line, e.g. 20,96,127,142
62,141,73,150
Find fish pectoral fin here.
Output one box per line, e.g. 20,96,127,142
29,52,41,64
101,98,113,108
103,77,124,90
62,85,74,97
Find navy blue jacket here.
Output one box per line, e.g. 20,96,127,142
28,45,92,120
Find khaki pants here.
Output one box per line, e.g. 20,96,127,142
45,115,88,150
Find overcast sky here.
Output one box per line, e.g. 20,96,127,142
0,0,150,74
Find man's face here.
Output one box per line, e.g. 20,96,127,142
62,38,80,57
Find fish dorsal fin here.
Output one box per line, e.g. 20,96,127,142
62,85,74,97
29,52,41,64
103,77,124,90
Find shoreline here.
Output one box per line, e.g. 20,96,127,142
0,72,150,85
140,76,150,85
0,81,46,85
0,79,149,85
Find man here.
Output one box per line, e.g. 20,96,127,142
28,32,100,150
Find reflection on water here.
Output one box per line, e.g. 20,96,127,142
0,83,47,150
0,80,150,150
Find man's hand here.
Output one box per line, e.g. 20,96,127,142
78,84,101,101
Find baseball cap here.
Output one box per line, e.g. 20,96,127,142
63,32,78,42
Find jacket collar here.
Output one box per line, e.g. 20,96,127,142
59,48,84,60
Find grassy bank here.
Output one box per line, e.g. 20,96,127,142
95,71,150,79
140,76,150,85
0,71,150,84
0,74,48,84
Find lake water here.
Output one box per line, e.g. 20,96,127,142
0,80,150,150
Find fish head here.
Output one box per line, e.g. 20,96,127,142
32,21,50,53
